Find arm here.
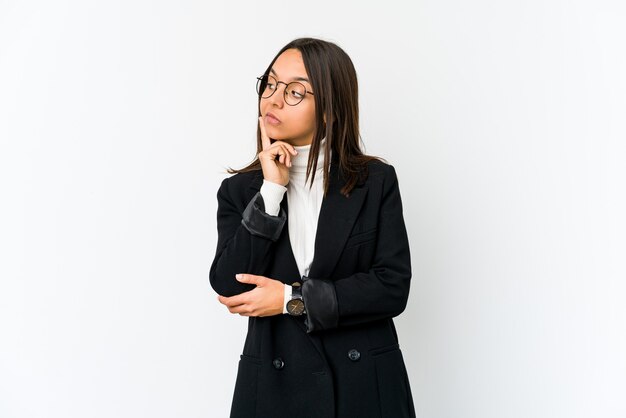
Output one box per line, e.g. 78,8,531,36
301,164,412,332
209,176,287,297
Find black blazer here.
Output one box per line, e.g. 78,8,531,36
209,152,415,418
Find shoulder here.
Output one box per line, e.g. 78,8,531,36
218,169,262,195
363,158,399,186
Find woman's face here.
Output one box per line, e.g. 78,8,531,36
260,48,317,147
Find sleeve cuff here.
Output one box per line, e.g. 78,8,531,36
301,276,338,333
260,179,288,216
282,284,292,314
240,191,287,242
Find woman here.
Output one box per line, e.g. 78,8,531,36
209,37,415,418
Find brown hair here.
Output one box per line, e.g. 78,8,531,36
225,37,386,197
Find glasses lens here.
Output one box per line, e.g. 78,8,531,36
285,82,306,105
256,75,277,98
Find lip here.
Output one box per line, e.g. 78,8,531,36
265,112,281,125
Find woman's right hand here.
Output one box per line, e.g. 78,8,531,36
258,116,298,187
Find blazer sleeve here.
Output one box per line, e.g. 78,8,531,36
209,176,287,297
301,164,412,333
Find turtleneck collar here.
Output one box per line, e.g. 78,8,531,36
290,136,331,174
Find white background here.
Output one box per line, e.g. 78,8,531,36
1,1,625,417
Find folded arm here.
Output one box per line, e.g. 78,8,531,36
209,176,288,297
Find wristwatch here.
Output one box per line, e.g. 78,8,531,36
286,282,306,316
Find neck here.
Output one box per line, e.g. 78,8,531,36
290,136,330,174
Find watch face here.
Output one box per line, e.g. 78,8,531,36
286,299,305,316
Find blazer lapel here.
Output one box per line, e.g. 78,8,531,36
307,157,368,279
246,153,369,280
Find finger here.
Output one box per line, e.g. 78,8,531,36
236,273,265,286
285,142,298,156
284,146,292,167
284,145,292,167
270,140,298,157
267,144,287,166
224,301,254,316
259,116,271,150
259,145,286,167
218,293,247,307
261,142,292,168
275,144,292,167
229,304,252,315
278,141,298,156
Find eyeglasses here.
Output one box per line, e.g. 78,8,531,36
256,74,314,106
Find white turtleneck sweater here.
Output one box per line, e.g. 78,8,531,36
259,137,331,314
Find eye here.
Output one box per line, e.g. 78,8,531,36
290,90,304,98
286,83,306,99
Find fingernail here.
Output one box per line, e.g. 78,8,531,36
236,274,243,280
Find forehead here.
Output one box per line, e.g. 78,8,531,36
270,49,310,83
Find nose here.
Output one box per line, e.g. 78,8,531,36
267,83,286,108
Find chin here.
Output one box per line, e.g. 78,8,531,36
266,128,288,139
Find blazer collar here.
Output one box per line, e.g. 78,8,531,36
247,152,369,280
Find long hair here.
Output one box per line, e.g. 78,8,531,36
226,37,386,197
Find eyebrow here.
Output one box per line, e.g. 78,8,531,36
270,68,310,83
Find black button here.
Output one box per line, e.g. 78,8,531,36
347,349,361,361
272,357,285,370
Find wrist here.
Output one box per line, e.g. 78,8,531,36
260,179,287,216
282,284,292,314
285,282,306,316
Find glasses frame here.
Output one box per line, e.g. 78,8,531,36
256,74,314,106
